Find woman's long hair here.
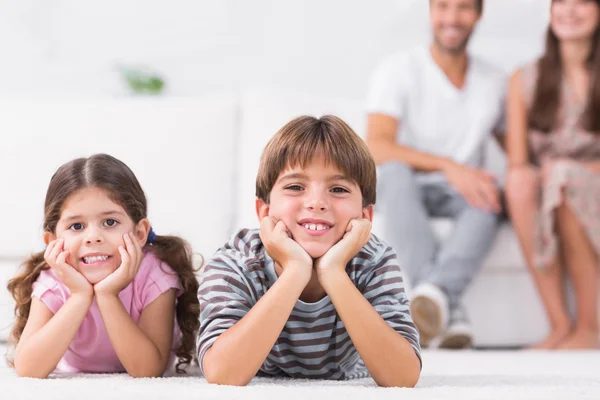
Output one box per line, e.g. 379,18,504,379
529,0,600,134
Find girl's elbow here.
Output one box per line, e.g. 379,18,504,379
128,370,164,379
126,359,168,378
14,362,51,379
127,365,166,378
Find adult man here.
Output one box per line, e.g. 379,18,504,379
366,0,506,349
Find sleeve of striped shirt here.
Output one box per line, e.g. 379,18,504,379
196,251,255,375
362,245,422,365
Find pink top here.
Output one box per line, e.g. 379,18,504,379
32,251,183,373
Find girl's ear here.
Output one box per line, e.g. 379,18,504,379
43,231,56,246
135,218,151,246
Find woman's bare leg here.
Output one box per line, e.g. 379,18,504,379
505,168,571,348
554,201,600,349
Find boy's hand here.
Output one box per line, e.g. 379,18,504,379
44,238,93,298
315,219,371,282
94,232,143,296
260,217,312,279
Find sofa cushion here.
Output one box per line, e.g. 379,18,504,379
0,96,238,260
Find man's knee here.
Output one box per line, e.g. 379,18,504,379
378,162,414,187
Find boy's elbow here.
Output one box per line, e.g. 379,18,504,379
203,362,252,386
375,371,420,388
374,360,421,388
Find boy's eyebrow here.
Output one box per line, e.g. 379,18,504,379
327,174,352,182
278,172,353,183
277,172,308,182
61,210,126,222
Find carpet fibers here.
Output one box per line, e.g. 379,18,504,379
1,346,599,400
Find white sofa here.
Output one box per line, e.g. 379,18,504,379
0,92,551,347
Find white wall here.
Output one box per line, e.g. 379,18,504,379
0,0,550,100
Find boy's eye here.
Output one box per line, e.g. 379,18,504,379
331,187,350,193
69,223,84,231
285,185,303,191
104,219,118,227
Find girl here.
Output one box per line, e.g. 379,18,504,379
506,0,600,349
7,154,200,377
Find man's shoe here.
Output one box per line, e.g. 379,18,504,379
438,307,474,349
410,283,449,347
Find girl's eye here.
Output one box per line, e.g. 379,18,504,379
285,185,303,191
69,223,84,231
332,187,350,193
104,219,118,227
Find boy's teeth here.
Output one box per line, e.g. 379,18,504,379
303,223,329,231
83,255,109,264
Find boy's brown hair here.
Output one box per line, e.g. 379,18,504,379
256,115,377,207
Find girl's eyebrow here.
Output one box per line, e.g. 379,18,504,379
61,210,125,222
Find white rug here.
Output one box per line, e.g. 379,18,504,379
2,345,599,400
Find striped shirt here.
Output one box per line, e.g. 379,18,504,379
197,229,421,380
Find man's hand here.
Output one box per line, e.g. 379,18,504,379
259,217,313,281
443,161,500,213
315,219,371,284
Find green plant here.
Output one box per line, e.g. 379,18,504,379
120,67,165,95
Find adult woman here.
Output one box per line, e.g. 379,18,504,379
506,0,600,349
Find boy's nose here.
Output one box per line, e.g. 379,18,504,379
306,197,328,212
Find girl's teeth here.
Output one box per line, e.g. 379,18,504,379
83,255,109,263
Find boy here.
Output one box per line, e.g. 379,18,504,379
197,115,421,387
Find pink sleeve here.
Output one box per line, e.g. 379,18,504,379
31,269,67,314
141,258,184,308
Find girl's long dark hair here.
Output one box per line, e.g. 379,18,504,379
7,154,200,373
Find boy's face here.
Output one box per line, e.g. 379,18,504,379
257,156,373,259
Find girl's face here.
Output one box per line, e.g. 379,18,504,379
551,0,599,42
45,186,148,284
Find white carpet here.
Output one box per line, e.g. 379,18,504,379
2,345,599,400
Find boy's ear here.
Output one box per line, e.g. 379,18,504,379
362,205,374,222
135,218,151,245
256,198,270,221
43,231,56,246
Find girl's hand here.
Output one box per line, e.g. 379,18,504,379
94,232,144,296
44,238,93,298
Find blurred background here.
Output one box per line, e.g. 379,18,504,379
0,0,548,99
0,0,555,346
